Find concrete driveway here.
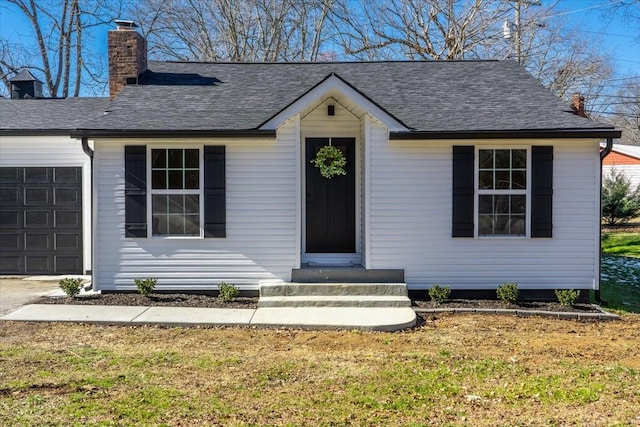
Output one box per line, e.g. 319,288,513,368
0,276,79,316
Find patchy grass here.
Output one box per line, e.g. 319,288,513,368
601,232,640,313
1,318,639,426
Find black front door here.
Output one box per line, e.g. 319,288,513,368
305,138,356,253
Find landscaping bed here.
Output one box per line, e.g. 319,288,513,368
34,293,259,309
35,292,605,315
412,299,603,314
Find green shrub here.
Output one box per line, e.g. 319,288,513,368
497,282,519,304
218,282,239,302
428,284,451,305
555,289,581,307
59,278,84,298
602,169,640,225
134,278,157,297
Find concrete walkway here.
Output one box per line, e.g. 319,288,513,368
1,304,418,332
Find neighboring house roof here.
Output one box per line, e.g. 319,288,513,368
77,60,620,139
611,144,640,160
9,69,43,83
0,98,110,135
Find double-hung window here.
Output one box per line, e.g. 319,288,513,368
150,148,201,237
477,148,528,237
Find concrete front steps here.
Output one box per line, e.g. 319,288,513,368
291,267,404,283
258,282,411,307
257,281,416,331
258,282,411,308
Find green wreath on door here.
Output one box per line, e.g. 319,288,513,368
311,145,347,179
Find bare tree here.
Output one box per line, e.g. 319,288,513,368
0,0,124,97
329,0,513,60
601,0,640,43
133,0,334,62
509,5,614,106
597,80,640,145
331,0,616,111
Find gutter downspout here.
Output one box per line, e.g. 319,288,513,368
596,137,614,304
81,137,94,289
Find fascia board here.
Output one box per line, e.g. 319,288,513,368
259,75,408,132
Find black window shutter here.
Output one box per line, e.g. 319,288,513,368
124,145,147,237
452,146,475,237
204,146,226,238
531,146,553,238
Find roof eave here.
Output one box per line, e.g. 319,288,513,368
0,129,74,136
390,128,622,140
70,129,277,138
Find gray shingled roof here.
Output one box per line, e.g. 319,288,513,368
77,60,616,136
9,69,43,83
0,97,110,133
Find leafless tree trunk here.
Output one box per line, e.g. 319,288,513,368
134,0,335,62
329,0,513,60
0,0,124,97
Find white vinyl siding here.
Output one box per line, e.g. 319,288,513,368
0,135,92,273
92,126,298,291
367,131,602,290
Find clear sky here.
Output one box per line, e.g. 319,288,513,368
1,0,638,97
553,0,639,75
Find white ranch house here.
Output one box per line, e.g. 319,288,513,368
1,23,621,303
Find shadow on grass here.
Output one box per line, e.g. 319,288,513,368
600,255,640,313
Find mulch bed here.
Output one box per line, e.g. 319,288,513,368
412,299,602,314
34,293,259,309
34,293,604,314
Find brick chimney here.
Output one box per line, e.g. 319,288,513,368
571,93,587,118
108,20,147,99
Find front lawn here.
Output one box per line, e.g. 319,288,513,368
602,232,640,258
1,317,639,426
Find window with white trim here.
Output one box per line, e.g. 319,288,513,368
477,148,528,236
150,148,201,236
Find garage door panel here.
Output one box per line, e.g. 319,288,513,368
0,167,82,274
0,168,19,182
55,256,81,272
0,188,19,205
0,233,21,250
55,188,80,205
26,256,50,273
24,168,49,182
55,211,80,228
0,211,21,228
25,211,50,228
54,168,80,182
25,233,51,251
25,188,50,205
0,256,20,273
55,233,80,250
